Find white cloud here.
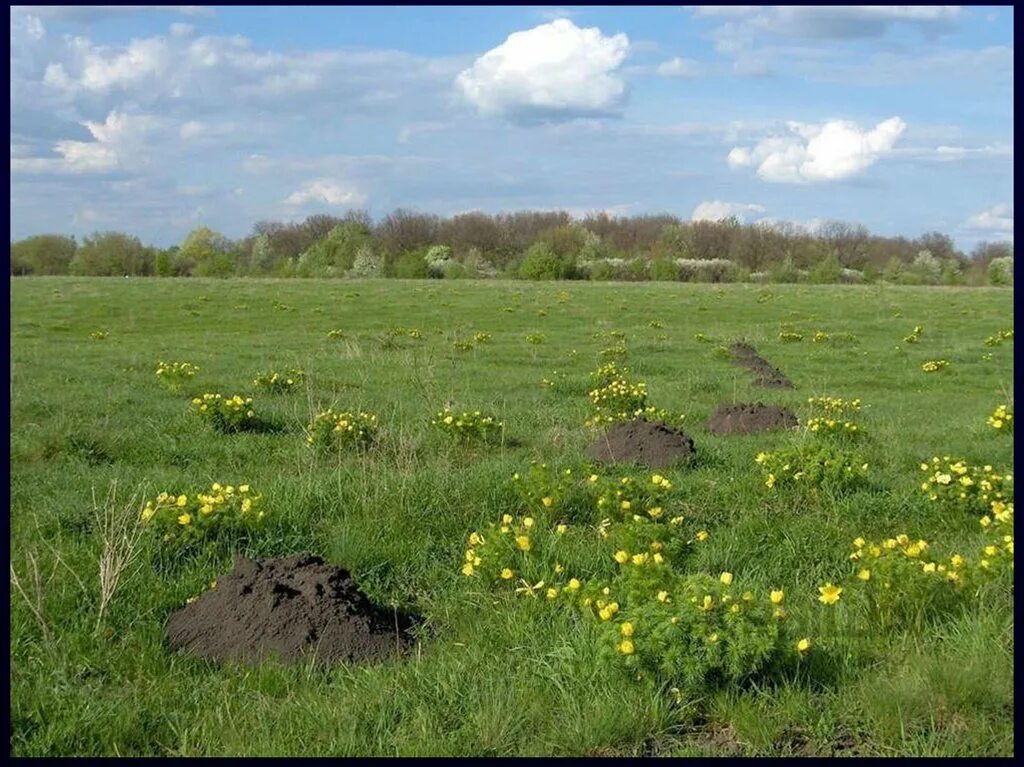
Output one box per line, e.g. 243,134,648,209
455,19,630,120
965,204,1013,234
13,6,213,21
170,22,195,37
656,57,699,77
11,110,161,174
692,200,765,222
284,179,367,207
728,117,906,183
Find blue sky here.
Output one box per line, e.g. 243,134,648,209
9,5,1014,250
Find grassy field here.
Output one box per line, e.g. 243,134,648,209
9,277,1014,757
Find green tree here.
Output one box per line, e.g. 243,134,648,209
70,232,152,275
180,227,234,277
10,234,77,275
518,242,578,280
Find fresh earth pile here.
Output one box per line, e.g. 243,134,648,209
585,419,696,468
729,342,793,388
166,553,416,664
706,403,799,435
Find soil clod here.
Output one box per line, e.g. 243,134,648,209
706,402,799,435
585,419,695,469
165,553,416,665
729,342,793,388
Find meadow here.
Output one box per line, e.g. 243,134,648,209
9,276,1014,756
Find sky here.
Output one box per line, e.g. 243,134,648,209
8,5,1015,251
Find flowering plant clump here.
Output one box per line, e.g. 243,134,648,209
599,343,628,359
806,396,865,439
155,361,199,391
778,331,804,343
693,333,713,344
812,331,829,343
541,370,567,389
984,328,1013,347
513,462,578,519
525,333,546,345
252,368,305,393
588,377,648,417
904,325,924,343
756,445,869,491
431,407,503,443
326,329,346,340
921,359,949,373
190,393,257,432
306,409,378,451
988,404,1013,433
473,332,492,345
140,483,263,544
919,457,1012,513
590,362,630,387
591,472,678,525
89,330,108,340
453,339,475,352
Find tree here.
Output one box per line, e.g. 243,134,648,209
348,244,382,277
988,256,1013,286
10,234,77,275
70,231,152,275
180,226,234,277
518,242,578,280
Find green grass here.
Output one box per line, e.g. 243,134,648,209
9,277,1014,756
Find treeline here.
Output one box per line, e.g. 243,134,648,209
10,209,1014,286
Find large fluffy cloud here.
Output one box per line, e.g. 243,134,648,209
728,117,906,183
691,200,765,222
965,204,1014,236
11,110,161,174
455,19,630,120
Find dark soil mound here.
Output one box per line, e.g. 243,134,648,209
729,342,793,389
165,553,416,665
585,419,695,469
706,403,799,435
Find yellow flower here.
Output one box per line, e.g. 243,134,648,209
140,506,155,521
617,639,634,655
818,583,842,605
698,595,714,612
461,562,475,576
500,568,514,580
241,499,252,513
719,572,733,586
742,591,753,602
177,513,192,526
239,484,250,493
707,633,719,644
588,474,599,483
523,517,534,528
670,516,684,526
797,638,811,654
541,497,553,508
857,569,871,581
502,514,514,525
657,590,670,603
176,494,188,507
546,588,558,600
853,537,865,548
652,553,664,564
620,622,634,637
556,524,568,535
696,530,709,542
950,554,965,569
651,474,664,485
515,535,531,552
614,550,630,564
922,562,936,573
567,578,581,591
621,500,631,510
631,553,648,566
200,504,214,515
770,589,785,605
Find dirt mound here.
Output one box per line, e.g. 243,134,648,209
706,403,799,435
165,553,416,665
585,419,695,469
729,343,793,389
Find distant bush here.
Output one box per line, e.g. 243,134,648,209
519,242,578,280
10,234,76,275
988,257,1013,286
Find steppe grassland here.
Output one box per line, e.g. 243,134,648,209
9,277,1014,756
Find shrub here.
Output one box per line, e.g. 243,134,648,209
306,409,378,451
987,256,1013,286
519,242,578,280
348,245,383,278
140,483,263,545
988,404,1013,433
155,361,199,392
252,368,305,393
190,393,257,432
755,445,869,491
431,407,503,443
